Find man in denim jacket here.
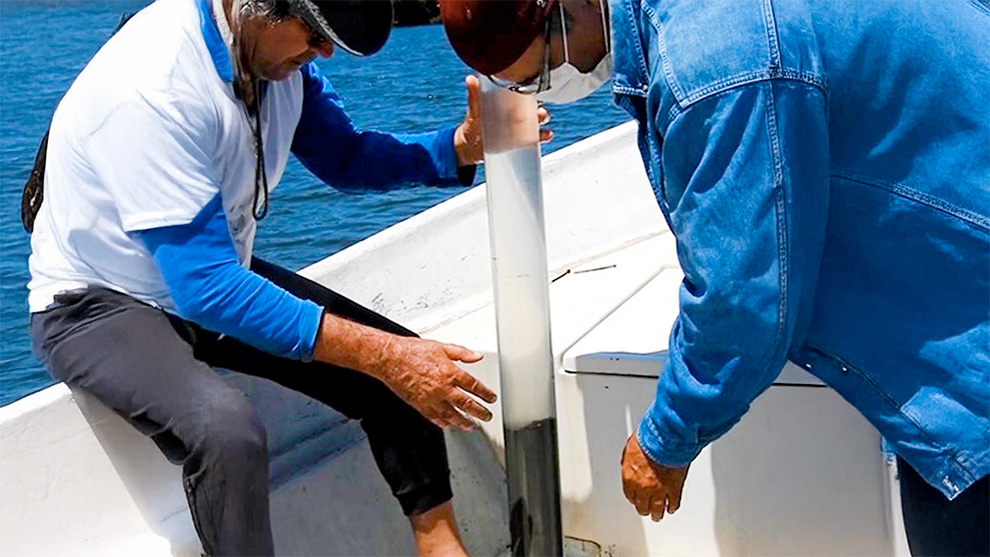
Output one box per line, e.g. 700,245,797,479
440,0,989,553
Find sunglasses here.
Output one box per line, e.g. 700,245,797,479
298,16,331,50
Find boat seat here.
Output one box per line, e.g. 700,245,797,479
0,366,510,557
0,373,369,557
427,231,902,557
562,265,824,386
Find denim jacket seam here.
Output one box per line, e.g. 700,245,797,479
658,73,827,134
760,0,782,70
804,344,958,465
611,0,652,97
641,0,687,101
678,70,825,108
968,0,990,16
631,0,655,92
833,171,990,233
958,447,983,488
636,0,827,111
663,101,684,131
761,80,789,372
662,81,808,375
613,84,646,98
950,444,987,484
940,455,979,493
655,82,793,430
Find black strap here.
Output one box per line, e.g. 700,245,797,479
20,11,136,233
250,80,270,221
20,130,49,232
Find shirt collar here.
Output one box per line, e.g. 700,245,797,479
198,0,234,82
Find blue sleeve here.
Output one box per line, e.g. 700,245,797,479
137,195,325,361
637,80,830,466
291,62,476,192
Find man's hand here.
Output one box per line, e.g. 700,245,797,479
313,312,497,430
620,433,690,521
453,75,553,167
371,335,497,430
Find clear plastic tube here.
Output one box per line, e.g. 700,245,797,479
480,77,562,557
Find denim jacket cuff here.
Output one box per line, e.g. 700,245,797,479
636,412,701,468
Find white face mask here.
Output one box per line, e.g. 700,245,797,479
535,0,613,104
536,53,613,104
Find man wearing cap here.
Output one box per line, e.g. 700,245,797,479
440,0,989,554
23,0,533,555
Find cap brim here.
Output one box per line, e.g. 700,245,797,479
297,0,393,56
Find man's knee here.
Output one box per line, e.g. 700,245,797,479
193,390,268,464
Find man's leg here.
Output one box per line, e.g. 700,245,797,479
31,289,274,557
897,456,989,556
197,258,466,553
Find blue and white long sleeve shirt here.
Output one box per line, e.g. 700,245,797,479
28,0,473,363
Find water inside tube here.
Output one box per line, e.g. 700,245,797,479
484,146,555,428
480,77,563,555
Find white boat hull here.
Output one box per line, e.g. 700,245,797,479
0,122,909,556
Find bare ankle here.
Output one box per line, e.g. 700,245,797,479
410,501,468,557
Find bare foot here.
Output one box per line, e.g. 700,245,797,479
410,501,469,557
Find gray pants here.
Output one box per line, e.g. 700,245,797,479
30,259,452,556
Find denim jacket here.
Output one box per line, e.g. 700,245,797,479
611,0,989,498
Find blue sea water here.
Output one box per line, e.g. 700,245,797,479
0,1,630,407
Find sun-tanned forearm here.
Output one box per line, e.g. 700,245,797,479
311,312,497,430
311,311,394,379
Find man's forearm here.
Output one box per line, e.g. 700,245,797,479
311,311,497,431
312,311,393,380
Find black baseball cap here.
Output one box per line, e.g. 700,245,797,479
284,0,393,56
